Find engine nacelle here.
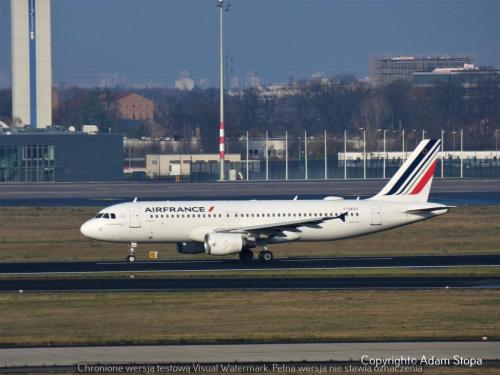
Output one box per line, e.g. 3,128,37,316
204,233,244,256
176,242,205,254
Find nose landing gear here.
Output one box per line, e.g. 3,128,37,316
127,242,137,262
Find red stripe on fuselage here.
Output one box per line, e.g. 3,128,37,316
410,160,437,195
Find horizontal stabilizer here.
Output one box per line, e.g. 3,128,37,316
404,206,455,214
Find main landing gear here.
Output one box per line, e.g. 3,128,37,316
239,246,274,262
258,246,274,262
127,242,137,262
239,249,254,261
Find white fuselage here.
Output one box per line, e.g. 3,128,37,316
80,199,447,244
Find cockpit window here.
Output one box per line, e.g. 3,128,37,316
111,213,116,219
95,213,103,218
103,213,110,219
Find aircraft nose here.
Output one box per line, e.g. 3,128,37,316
80,220,96,238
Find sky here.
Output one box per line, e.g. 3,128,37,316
0,0,499,88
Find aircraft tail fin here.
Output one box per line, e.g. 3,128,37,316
370,139,441,202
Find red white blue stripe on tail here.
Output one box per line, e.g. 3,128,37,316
371,139,441,202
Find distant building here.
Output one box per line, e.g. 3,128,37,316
175,71,195,91
116,93,154,121
248,139,286,159
146,153,241,178
246,72,262,88
0,129,123,182
198,78,211,90
99,73,130,88
413,64,500,87
370,54,473,86
259,84,300,98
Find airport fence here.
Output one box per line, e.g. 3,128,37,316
126,129,500,182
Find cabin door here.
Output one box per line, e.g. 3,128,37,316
370,205,381,226
129,205,142,228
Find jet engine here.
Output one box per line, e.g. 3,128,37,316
204,233,244,255
176,242,205,254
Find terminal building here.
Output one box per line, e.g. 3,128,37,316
370,54,473,86
0,129,123,182
1,1,124,183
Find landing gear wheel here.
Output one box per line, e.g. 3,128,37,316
259,250,274,262
239,250,254,261
127,242,137,262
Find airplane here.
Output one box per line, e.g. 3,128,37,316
81,139,452,262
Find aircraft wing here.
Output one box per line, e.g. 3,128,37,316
215,212,348,234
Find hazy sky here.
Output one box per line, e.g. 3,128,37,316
0,0,498,88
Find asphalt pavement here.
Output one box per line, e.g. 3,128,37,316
1,276,499,292
1,254,499,274
0,178,498,201
1,342,499,367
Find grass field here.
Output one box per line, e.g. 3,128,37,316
1,290,498,346
0,206,498,262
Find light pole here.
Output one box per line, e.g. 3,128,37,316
246,131,249,180
324,130,328,180
496,129,499,151
344,130,347,180
217,0,230,181
265,131,269,181
304,130,308,180
285,130,288,180
377,129,387,179
359,128,366,179
402,129,405,161
460,129,464,178
422,129,426,141
441,129,445,178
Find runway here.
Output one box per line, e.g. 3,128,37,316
1,342,499,367
2,254,500,275
0,178,499,205
1,276,499,292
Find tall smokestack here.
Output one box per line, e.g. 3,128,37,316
11,0,52,128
